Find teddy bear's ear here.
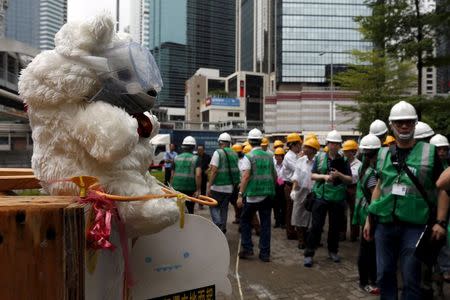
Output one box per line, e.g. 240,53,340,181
55,13,115,57
87,13,116,48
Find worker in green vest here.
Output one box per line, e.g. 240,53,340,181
303,130,352,268
431,134,450,283
430,134,449,169
363,101,448,299
237,128,276,262
171,136,201,214
207,132,240,233
352,134,381,295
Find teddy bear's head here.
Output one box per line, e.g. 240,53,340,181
18,14,116,109
19,13,161,117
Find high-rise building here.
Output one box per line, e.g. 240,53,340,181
147,0,235,108
274,0,371,88
129,0,150,47
236,0,275,75
5,0,66,50
186,0,236,77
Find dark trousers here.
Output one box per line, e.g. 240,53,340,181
240,197,272,258
273,183,286,226
358,231,377,286
179,190,195,214
304,198,345,257
164,167,172,185
284,183,296,239
342,186,360,240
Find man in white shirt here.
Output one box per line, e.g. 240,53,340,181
342,140,362,241
207,132,240,234
290,138,320,249
273,147,286,228
237,129,277,262
282,133,303,239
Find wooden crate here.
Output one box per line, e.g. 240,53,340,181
0,196,85,300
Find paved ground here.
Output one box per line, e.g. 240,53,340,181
196,206,449,300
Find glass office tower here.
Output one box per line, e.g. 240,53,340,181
6,0,66,50
276,0,371,84
186,0,235,77
148,0,235,108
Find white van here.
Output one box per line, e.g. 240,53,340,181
149,134,170,169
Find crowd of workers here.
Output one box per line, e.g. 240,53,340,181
163,100,450,299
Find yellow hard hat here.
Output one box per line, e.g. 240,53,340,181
243,144,252,154
232,144,243,152
261,137,269,146
383,135,396,146
304,133,318,141
274,147,285,155
323,146,329,153
242,141,250,147
286,132,302,144
303,138,320,151
342,140,358,151
273,140,284,148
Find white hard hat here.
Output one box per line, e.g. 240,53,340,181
414,121,434,139
182,136,196,146
359,134,381,150
218,132,232,143
388,101,418,122
248,128,263,140
369,119,388,136
326,130,343,143
430,134,449,147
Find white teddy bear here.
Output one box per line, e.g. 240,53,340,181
18,14,179,237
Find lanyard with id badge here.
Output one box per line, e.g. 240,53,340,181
392,179,407,197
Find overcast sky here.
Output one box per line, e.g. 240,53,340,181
67,0,129,31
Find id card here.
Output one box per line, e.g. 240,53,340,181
392,183,407,196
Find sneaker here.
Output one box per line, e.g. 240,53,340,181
238,250,254,259
328,252,341,263
259,254,270,262
361,285,380,295
304,256,313,268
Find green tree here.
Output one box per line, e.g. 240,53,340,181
357,0,450,95
335,50,416,134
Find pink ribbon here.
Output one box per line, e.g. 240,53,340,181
78,191,134,288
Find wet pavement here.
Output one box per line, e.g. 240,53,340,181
196,206,449,300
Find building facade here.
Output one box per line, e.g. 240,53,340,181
264,89,359,139
148,0,235,108
5,0,66,50
275,0,371,87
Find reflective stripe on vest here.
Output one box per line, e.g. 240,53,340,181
369,142,436,224
213,148,240,186
245,149,276,197
172,152,197,192
353,166,375,226
312,152,347,202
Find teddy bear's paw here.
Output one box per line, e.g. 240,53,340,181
117,199,179,238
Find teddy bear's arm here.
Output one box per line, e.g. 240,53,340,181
72,101,139,163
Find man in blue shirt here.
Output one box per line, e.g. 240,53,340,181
164,143,178,185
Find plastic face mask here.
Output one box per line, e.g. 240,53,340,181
89,42,163,114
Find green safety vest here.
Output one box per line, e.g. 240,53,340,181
213,148,240,186
245,149,276,197
312,152,347,202
368,142,436,225
352,165,376,226
172,152,198,192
